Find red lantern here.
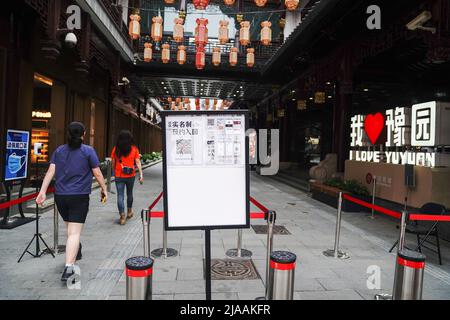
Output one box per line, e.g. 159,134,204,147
164,0,175,3
195,98,200,110
173,18,184,43
246,48,255,67
254,0,267,6
205,99,210,110
144,42,152,62
239,21,251,46
212,47,221,66
195,45,206,70
184,97,191,111
285,0,299,11
224,0,235,5
195,18,208,47
128,14,141,40
260,21,272,46
177,45,186,65
213,99,218,110
193,0,209,10
151,16,163,42
229,47,238,66
218,20,229,44
161,43,170,63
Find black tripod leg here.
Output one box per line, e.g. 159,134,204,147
18,234,38,263
389,240,398,253
38,234,55,258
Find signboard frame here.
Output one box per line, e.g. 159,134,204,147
3,129,30,182
162,110,250,231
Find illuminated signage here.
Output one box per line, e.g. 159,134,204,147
32,111,52,118
349,101,450,168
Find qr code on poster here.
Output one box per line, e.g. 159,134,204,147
176,139,192,155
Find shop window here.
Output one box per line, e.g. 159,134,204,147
31,73,53,163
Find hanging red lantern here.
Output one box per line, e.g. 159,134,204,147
193,0,209,10
239,21,251,46
128,14,141,40
218,20,229,44
164,0,175,4
213,99,218,110
212,47,221,66
173,18,184,43
260,21,272,46
229,47,238,66
195,18,209,47
177,45,186,65
195,45,206,70
254,0,267,7
170,101,176,111
161,43,170,63
285,0,299,11
205,99,210,110
151,16,163,42
224,0,235,5
195,98,200,110
184,97,191,110
246,48,255,67
144,42,152,62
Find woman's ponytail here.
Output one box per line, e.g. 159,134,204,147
67,122,85,149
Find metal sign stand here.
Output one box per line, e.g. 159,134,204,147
370,176,377,219
204,229,212,301
256,210,276,300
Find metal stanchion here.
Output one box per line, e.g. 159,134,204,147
392,249,426,300
142,209,151,257
398,210,407,252
226,229,252,258
105,157,112,193
323,192,349,259
256,210,276,300
125,256,153,300
151,215,178,258
268,251,296,300
370,176,377,219
44,200,65,255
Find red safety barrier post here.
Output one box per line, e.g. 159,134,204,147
268,251,296,300
392,249,426,300
125,256,154,300
323,192,349,259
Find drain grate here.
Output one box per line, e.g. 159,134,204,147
251,225,291,235
210,259,260,280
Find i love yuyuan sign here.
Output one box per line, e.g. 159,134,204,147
349,101,450,168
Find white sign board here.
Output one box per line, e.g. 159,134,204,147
162,111,249,230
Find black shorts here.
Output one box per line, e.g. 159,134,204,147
55,194,90,223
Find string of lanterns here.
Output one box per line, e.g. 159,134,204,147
126,1,303,69
165,97,232,111
131,15,276,69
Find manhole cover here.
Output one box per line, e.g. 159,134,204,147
210,259,260,280
251,225,291,235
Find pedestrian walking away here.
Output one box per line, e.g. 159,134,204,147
111,130,144,225
36,122,108,283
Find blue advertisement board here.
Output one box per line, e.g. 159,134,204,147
4,129,30,181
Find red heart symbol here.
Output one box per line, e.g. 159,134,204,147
364,113,384,145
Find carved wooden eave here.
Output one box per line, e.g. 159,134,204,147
41,0,62,60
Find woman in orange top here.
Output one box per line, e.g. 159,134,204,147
111,130,143,225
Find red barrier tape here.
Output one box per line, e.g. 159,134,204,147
342,194,402,219
146,192,269,220
0,187,55,210
250,196,269,213
409,214,450,222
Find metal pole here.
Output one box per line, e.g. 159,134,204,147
106,158,112,193
265,210,276,300
237,229,242,257
53,201,59,253
398,210,408,252
151,214,178,258
323,192,349,259
205,229,212,301
371,176,377,219
142,209,151,257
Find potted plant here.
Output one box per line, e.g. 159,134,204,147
310,178,371,212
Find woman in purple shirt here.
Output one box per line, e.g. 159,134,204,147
36,122,108,283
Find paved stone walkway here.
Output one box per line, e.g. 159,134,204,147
1,163,450,300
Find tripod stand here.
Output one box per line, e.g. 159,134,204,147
18,157,54,263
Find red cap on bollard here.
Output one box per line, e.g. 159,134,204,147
397,249,426,269
125,256,154,277
270,251,297,270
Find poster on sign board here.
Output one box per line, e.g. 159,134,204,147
3,129,30,182
162,111,249,230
